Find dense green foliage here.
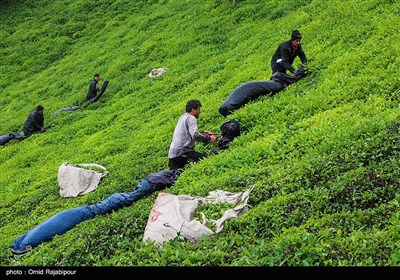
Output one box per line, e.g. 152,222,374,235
1,0,399,266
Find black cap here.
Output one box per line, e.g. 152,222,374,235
291,30,302,40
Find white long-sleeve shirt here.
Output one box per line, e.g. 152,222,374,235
168,113,210,159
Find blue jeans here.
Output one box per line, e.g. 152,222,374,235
10,179,153,254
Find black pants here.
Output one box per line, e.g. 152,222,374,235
271,66,287,75
23,128,45,137
168,151,207,170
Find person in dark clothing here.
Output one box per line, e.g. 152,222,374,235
10,169,182,254
23,105,46,137
86,73,100,101
270,30,308,75
168,100,217,170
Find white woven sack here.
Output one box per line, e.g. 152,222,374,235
143,186,254,246
58,162,109,198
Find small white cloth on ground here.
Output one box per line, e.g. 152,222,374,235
148,67,169,77
143,186,254,246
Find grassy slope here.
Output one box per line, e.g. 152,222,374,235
1,0,400,266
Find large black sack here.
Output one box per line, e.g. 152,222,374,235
0,134,13,145
0,132,26,145
219,80,284,117
219,65,309,117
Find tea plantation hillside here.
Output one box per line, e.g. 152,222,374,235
1,0,399,267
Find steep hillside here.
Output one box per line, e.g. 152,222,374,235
1,0,399,266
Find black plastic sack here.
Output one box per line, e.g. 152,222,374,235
219,65,309,117
219,80,284,117
0,132,26,145
211,119,241,154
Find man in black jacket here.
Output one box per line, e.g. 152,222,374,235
270,30,308,75
23,105,46,137
86,73,100,101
